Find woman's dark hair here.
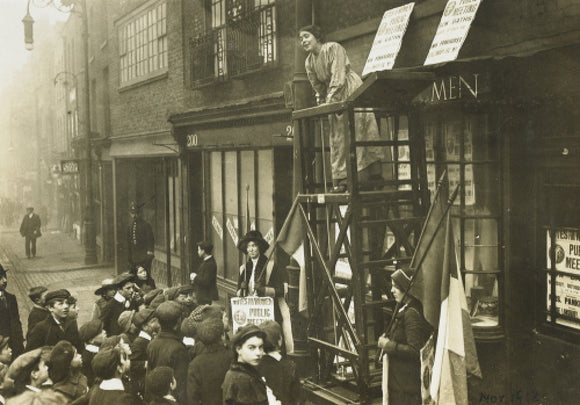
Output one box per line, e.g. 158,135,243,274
298,25,324,42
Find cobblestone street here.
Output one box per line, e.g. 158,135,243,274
0,227,115,337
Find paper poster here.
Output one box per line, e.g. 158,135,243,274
212,215,223,240
424,0,483,65
230,296,275,333
362,2,415,76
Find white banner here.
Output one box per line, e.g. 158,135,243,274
424,0,483,66
362,2,415,76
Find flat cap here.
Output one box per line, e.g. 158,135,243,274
48,340,74,383
117,310,136,333
176,284,194,296
28,286,47,301
113,272,134,288
197,318,224,345
133,308,156,329
155,301,182,323
146,366,174,397
231,324,266,348
79,320,103,343
91,348,120,380
44,289,71,303
143,288,164,306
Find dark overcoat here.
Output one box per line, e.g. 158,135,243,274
187,343,234,405
27,306,49,339
383,299,432,405
127,217,154,266
222,362,268,405
257,354,301,404
100,298,139,336
19,213,41,238
192,256,219,305
146,331,189,405
0,290,24,357
26,314,82,353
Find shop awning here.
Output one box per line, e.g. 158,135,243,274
109,131,178,158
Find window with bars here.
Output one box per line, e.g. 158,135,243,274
423,109,503,331
118,1,168,86
190,0,276,86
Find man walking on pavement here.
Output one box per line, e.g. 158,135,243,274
19,207,42,259
190,241,219,305
127,202,155,274
0,263,24,358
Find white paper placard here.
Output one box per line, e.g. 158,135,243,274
424,0,483,66
362,3,415,76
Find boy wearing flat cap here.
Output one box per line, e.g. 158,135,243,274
5,346,52,395
146,366,177,405
100,273,140,336
26,287,48,340
130,308,160,399
91,278,115,322
146,302,189,405
0,265,24,359
88,345,142,404
26,290,82,353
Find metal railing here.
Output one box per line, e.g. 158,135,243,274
190,3,276,86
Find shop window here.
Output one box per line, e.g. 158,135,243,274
424,110,502,331
540,105,580,333
190,0,277,86
207,149,274,283
117,0,168,87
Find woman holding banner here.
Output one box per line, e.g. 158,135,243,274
237,230,293,353
378,268,432,405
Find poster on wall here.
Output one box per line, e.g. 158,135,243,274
362,2,415,76
546,229,580,330
230,296,275,333
547,229,580,275
424,0,483,66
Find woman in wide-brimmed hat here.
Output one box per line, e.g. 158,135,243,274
236,230,294,353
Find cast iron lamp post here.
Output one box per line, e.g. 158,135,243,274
23,0,97,264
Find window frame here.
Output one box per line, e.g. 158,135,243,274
190,0,277,87
117,0,168,88
421,106,505,340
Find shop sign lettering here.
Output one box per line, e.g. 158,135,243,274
226,216,239,246
431,74,479,101
60,160,79,174
186,133,198,147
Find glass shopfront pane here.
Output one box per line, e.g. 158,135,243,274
224,152,239,279
424,110,501,329
210,152,224,277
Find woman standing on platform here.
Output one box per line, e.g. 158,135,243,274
299,25,384,193
378,268,432,405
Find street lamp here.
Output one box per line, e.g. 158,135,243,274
23,0,97,264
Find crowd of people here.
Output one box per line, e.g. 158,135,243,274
0,256,301,405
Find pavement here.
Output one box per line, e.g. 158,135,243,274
0,227,116,337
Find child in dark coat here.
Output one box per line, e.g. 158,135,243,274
258,320,301,404
187,317,234,405
222,325,273,405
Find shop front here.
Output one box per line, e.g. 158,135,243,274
110,132,183,285
170,96,293,305
409,44,580,402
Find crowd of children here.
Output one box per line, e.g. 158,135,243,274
0,266,302,405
